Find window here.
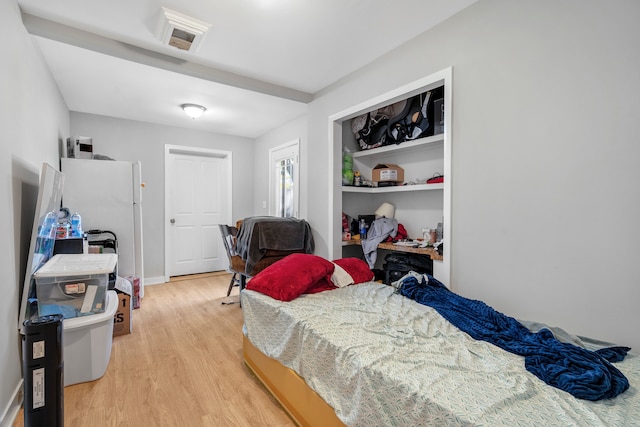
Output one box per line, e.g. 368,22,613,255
269,139,299,218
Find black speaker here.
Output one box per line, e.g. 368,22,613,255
23,314,64,427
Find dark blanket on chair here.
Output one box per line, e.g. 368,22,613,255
235,217,314,274
399,274,630,401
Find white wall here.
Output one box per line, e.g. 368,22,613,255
70,112,255,281
253,115,308,218
0,1,70,423
304,0,640,351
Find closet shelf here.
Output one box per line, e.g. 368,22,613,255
342,183,444,193
351,134,444,160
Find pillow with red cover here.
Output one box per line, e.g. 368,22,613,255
246,253,335,301
332,258,374,284
306,276,338,294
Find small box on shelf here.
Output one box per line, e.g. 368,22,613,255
372,164,404,183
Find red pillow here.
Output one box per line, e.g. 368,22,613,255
306,275,337,294
332,258,374,284
246,253,335,301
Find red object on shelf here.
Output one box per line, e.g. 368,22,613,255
426,175,444,184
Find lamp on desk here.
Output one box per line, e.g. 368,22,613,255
375,202,395,219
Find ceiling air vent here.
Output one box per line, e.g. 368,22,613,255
158,7,211,52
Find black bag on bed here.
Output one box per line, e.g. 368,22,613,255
383,252,433,285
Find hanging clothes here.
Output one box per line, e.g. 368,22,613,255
361,217,398,268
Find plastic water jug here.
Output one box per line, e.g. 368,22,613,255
70,212,82,238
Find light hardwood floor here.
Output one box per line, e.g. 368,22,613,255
14,273,295,427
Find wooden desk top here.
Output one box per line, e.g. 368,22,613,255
342,239,443,261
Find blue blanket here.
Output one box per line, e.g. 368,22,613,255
399,274,630,401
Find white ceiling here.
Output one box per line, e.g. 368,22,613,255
18,0,478,138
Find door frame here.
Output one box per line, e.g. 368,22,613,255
268,138,300,217
164,144,233,282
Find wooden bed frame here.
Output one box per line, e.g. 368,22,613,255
243,335,345,427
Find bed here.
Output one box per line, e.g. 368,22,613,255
241,257,640,427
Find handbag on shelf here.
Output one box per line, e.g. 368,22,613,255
426,173,444,184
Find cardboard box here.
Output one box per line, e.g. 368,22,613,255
113,291,132,336
372,163,404,183
126,275,142,309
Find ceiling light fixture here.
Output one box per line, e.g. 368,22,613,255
181,103,206,119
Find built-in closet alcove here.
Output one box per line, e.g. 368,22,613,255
328,67,452,286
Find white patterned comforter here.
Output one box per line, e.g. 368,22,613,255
242,283,640,427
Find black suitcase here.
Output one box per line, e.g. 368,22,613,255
383,252,433,285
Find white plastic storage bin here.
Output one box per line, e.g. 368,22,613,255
63,290,118,386
34,254,117,319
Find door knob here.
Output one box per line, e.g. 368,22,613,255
170,218,176,224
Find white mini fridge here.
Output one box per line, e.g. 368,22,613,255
61,157,144,297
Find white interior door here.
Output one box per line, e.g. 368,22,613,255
165,146,232,278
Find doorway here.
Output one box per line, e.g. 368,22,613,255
269,139,299,218
164,145,232,281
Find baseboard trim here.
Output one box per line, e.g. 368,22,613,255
0,380,23,427
144,276,166,286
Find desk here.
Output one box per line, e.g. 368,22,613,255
342,239,443,261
